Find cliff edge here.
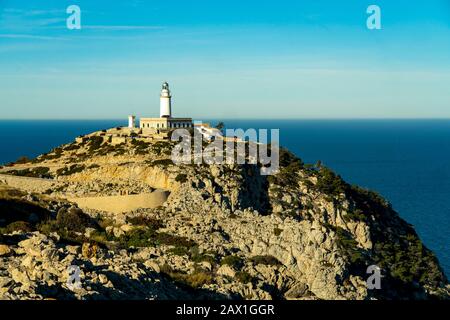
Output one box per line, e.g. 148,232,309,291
0,128,448,300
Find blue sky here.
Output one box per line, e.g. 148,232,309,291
0,0,449,119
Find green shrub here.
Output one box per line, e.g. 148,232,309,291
372,231,445,287
274,228,283,236
249,255,282,266
38,147,64,162
315,167,347,196
169,246,190,256
37,219,86,245
267,148,303,186
56,164,85,176
5,167,51,179
118,228,156,248
64,144,80,151
160,264,214,289
5,169,31,177
132,140,150,155
126,216,164,229
131,140,149,148
155,232,196,248
37,220,57,235
14,156,32,164
325,224,365,269
116,226,196,250
235,271,253,284
344,209,366,222
185,271,214,288
150,141,172,156
88,136,104,152
147,159,173,167
33,167,51,178
221,255,244,269
185,246,218,264
279,148,303,168
88,230,114,246
56,207,93,232
1,221,34,234
175,174,188,183
346,185,391,222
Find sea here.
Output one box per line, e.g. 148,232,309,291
0,119,448,277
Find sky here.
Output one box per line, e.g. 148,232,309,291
0,0,449,119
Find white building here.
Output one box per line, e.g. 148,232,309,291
140,82,193,130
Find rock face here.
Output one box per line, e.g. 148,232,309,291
0,131,448,300
0,233,194,300
0,245,11,256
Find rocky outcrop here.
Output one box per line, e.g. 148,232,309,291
0,233,196,300
0,132,448,300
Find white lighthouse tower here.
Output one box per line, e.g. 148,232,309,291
139,82,192,130
128,115,136,128
160,82,172,118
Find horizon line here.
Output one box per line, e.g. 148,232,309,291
1,118,450,121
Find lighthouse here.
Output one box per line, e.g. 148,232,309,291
140,81,192,130
160,82,172,118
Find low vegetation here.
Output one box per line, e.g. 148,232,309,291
267,148,303,187
131,140,150,155
150,141,173,156
0,221,34,234
160,264,214,289
315,167,347,196
6,167,52,179
273,227,283,236
146,159,173,168
87,136,104,152
235,271,254,284
175,174,188,183
37,147,64,162
249,255,282,266
56,164,85,176
13,156,32,164
37,207,98,244
220,255,244,269
0,188,53,234
325,224,365,271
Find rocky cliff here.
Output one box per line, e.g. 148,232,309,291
0,130,448,300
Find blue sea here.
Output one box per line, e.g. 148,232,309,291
0,119,449,277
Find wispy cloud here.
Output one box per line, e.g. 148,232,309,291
2,8,64,16
0,33,65,40
81,25,164,31
0,7,66,30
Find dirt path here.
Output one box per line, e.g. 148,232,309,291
68,189,170,213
